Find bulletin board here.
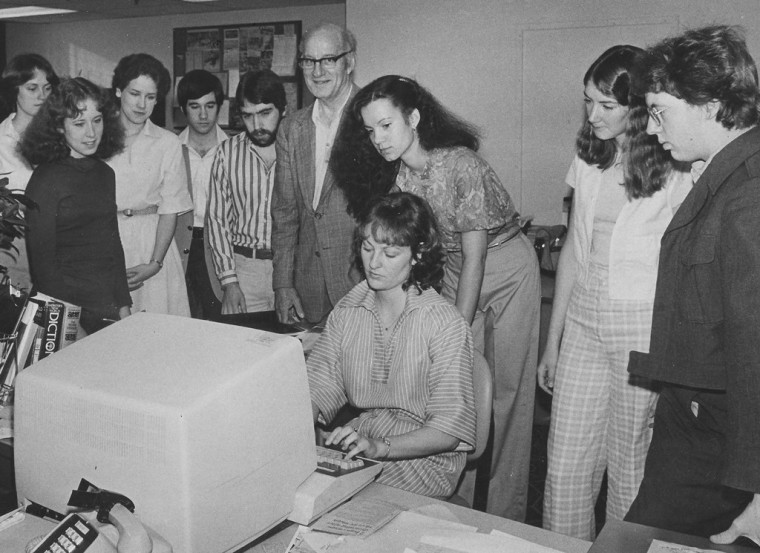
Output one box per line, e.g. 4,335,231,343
173,20,302,131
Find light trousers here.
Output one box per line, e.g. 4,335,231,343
234,253,275,313
543,261,657,540
449,233,541,521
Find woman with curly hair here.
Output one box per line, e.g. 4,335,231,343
537,45,692,539
332,75,540,519
21,77,131,334
307,192,476,498
107,53,192,316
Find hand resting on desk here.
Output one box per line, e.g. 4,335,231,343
710,493,760,547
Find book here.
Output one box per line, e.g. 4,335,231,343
14,299,40,372
26,292,81,366
38,300,64,361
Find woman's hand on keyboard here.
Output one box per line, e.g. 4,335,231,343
325,425,382,460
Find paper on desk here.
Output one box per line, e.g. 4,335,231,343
301,509,476,553
490,529,564,553
311,498,401,538
408,503,463,524
286,525,346,553
417,528,564,553
647,539,723,553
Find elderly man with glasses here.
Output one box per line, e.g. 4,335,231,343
271,22,361,325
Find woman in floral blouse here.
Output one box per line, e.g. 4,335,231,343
332,75,540,520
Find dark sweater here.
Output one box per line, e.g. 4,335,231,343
26,155,131,315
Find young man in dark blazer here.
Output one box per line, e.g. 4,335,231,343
626,25,760,546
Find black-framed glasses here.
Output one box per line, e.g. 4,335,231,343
647,106,668,126
297,50,353,70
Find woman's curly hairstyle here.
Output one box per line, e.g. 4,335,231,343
332,75,480,221
352,192,446,293
20,77,124,165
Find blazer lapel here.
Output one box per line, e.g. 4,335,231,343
666,127,760,234
665,177,708,233
293,107,316,214
315,84,360,209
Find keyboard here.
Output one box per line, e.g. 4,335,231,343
315,445,366,475
288,445,384,525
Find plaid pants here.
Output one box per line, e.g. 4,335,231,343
543,261,658,540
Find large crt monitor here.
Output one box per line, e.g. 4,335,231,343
14,312,316,553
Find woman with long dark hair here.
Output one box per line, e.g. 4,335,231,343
0,53,59,289
332,75,540,520
21,77,130,334
537,45,692,539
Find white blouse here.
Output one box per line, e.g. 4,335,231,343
566,155,692,300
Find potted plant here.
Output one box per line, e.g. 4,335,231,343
0,175,33,281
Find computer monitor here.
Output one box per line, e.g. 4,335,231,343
13,312,316,553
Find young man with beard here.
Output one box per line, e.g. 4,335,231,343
206,69,285,314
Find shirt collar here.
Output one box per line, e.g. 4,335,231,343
349,280,431,316
178,124,228,151
690,159,708,184
311,86,352,128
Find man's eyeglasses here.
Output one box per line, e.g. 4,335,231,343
647,106,668,126
297,51,353,70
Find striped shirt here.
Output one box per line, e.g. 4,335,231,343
307,281,477,498
206,131,276,285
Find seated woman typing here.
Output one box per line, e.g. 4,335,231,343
307,192,476,499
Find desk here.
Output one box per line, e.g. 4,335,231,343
245,483,591,553
0,483,590,553
589,520,759,553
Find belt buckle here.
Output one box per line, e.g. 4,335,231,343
123,209,133,217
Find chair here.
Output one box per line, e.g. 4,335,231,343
468,351,493,462
449,351,493,507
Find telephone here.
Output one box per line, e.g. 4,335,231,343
27,480,172,553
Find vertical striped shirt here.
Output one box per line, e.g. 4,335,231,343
307,282,477,498
206,132,276,285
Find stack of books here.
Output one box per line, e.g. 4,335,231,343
0,285,81,405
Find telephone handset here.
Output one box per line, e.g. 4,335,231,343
28,512,117,553
28,480,172,553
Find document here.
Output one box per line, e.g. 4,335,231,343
311,499,400,538
647,539,723,553
416,528,564,553
288,509,476,553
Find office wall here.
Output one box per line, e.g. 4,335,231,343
5,4,345,125
6,2,760,223
347,0,760,224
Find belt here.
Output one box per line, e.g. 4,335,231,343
233,245,273,260
487,224,522,249
119,205,159,217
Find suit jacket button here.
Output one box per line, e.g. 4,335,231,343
183,248,190,254
315,251,321,257
314,212,323,219
187,225,193,231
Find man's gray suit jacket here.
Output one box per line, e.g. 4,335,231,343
271,86,360,323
